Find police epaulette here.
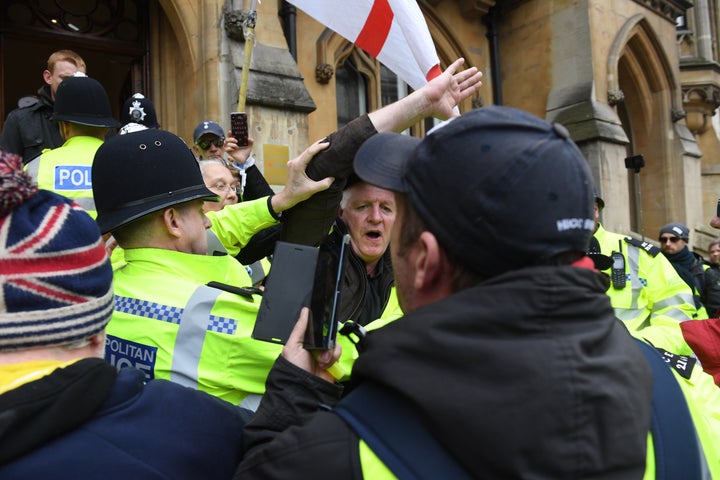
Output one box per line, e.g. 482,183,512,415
654,347,696,380
624,237,661,257
206,281,261,300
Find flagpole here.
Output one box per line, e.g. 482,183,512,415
238,0,258,111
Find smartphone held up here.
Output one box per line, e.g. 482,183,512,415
230,112,249,147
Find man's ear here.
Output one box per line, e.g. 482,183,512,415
413,231,447,291
161,207,183,239
42,69,52,85
90,331,107,359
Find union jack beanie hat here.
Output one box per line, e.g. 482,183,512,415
0,151,114,351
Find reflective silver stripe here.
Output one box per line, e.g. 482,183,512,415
239,393,263,412
73,196,96,211
653,297,694,322
248,260,266,286
614,307,645,322
25,158,40,183
627,247,641,310
206,229,227,256
170,285,222,388
620,243,694,322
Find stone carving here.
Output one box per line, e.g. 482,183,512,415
316,63,334,84
607,89,625,106
224,9,246,42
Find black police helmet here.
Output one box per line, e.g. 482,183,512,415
121,93,159,128
52,74,119,128
92,129,219,234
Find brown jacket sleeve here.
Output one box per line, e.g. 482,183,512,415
280,115,377,246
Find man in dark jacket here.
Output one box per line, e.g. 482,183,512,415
658,221,708,315
235,106,655,479
332,177,397,325
704,238,720,316
0,151,249,479
0,50,86,164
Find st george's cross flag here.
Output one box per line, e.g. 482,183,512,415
286,0,441,90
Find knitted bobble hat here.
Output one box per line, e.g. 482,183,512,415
0,151,114,351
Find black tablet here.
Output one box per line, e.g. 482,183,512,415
251,241,318,344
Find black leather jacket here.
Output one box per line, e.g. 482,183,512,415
325,220,394,326
0,85,63,163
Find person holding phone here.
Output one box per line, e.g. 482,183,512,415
192,119,274,203
236,106,655,479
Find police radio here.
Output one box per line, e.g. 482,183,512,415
610,240,626,289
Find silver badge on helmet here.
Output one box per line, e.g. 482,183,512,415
129,100,146,122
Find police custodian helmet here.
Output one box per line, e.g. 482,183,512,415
92,129,219,234
51,73,119,128
120,93,159,128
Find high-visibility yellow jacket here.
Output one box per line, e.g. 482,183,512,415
642,347,720,479
594,224,698,354
106,197,282,409
106,247,281,408
24,136,103,218
336,287,403,380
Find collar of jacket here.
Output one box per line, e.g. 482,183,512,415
0,358,116,463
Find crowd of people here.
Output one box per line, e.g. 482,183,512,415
2,48,720,478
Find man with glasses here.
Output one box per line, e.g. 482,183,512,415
593,196,700,354
198,159,241,212
198,157,271,286
658,222,708,317
193,121,227,160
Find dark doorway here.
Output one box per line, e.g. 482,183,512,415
0,0,150,130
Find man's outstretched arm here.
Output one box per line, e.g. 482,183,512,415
282,58,483,246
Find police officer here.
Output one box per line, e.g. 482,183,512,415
593,195,699,354
92,128,333,410
119,92,160,134
25,73,119,218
